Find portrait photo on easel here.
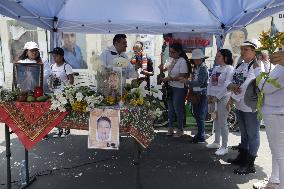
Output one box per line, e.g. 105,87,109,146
88,108,120,150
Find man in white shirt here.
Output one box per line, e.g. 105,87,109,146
100,34,136,85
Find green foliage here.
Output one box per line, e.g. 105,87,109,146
0,88,20,102
256,72,281,120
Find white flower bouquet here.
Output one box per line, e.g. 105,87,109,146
50,85,104,113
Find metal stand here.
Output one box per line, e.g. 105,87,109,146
20,150,36,189
134,140,142,189
5,125,11,189
5,124,36,189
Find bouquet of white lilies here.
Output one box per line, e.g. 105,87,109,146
50,85,104,113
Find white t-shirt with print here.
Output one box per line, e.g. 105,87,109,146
50,63,73,92
228,62,256,112
207,65,234,99
166,57,188,88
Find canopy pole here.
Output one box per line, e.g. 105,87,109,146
51,17,58,48
215,28,226,50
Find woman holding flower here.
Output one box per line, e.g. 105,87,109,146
254,51,284,189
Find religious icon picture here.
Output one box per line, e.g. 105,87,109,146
13,63,43,92
88,108,120,150
95,68,122,102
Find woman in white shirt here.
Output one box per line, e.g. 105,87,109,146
49,47,74,137
160,43,190,138
206,49,234,156
254,51,284,189
226,39,261,175
17,41,42,64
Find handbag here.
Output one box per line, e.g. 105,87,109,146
162,81,172,100
186,88,201,105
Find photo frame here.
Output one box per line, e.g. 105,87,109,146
88,108,120,150
13,63,43,92
95,68,123,99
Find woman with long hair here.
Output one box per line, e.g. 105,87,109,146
160,43,190,137
206,49,234,155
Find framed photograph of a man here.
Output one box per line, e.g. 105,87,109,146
13,63,43,92
88,108,120,150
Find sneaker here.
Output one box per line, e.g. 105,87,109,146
190,136,205,144
166,128,174,136
173,130,184,138
42,135,49,140
215,147,229,156
53,129,63,138
61,129,70,138
253,179,280,189
64,129,70,136
206,142,220,149
231,143,241,150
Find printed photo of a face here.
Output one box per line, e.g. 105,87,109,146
96,116,111,142
88,108,120,150
228,29,248,55
108,73,119,90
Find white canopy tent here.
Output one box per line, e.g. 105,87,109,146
0,0,283,35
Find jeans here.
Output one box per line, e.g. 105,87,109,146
167,87,187,130
264,114,284,186
213,95,230,148
236,110,260,156
192,94,207,140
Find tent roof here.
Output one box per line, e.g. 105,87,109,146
0,0,283,34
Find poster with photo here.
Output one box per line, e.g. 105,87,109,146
8,20,38,62
61,32,87,69
88,108,120,150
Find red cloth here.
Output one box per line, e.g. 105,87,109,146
0,102,67,150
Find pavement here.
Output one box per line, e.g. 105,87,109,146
0,125,272,189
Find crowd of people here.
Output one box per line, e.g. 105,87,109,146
14,33,284,189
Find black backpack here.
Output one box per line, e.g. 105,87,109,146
50,63,68,75
235,60,255,71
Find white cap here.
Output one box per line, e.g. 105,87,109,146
191,49,205,59
24,41,39,50
241,39,260,49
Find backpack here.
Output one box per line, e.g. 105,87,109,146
240,59,259,111
235,60,255,71
50,63,68,75
244,78,260,111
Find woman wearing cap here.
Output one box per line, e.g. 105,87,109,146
160,43,190,138
206,49,234,155
49,47,74,137
15,41,42,92
17,41,42,64
226,39,262,175
185,49,209,143
252,51,284,189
